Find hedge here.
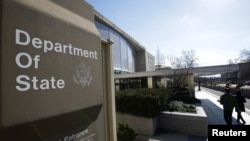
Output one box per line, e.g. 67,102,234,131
115,88,169,118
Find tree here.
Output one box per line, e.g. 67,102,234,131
240,48,250,62
167,49,199,88
155,46,165,69
228,59,239,64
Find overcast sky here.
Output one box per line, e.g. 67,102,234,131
85,0,250,67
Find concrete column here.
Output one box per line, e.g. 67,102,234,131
101,39,117,141
114,78,120,91
147,77,153,89
187,74,195,97
160,78,166,88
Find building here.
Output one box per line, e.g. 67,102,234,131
92,10,155,90
94,11,155,74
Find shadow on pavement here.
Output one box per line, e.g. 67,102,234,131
199,98,239,125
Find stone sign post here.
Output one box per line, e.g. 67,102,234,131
0,0,116,140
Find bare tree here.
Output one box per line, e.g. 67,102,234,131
228,59,239,64
155,46,165,69
240,48,250,62
167,49,199,87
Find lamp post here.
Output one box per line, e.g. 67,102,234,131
198,75,201,91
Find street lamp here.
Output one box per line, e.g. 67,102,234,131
198,75,201,91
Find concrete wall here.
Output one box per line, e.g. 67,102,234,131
116,105,208,137
116,113,158,136
158,106,207,136
146,51,155,71
136,50,146,72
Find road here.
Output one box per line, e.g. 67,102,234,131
200,86,250,114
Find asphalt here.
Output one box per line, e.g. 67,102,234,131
135,87,250,141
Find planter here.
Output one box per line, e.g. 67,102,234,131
116,113,158,136
158,105,207,136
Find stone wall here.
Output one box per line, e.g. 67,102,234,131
116,113,158,136
116,105,208,137
158,106,207,136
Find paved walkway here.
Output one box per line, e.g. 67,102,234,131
135,87,250,141
196,88,250,125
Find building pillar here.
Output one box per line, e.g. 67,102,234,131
114,78,120,91
160,78,166,88
147,77,153,89
101,39,117,141
187,74,195,97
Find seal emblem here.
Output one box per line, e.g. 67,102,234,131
73,62,93,87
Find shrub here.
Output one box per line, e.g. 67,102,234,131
117,122,137,141
171,95,201,104
166,101,196,113
115,88,169,118
167,86,201,104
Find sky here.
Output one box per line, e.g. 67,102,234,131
85,0,250,67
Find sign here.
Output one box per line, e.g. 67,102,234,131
1,0,107,140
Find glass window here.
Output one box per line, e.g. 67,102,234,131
128,45,135,72
95,21,109,40
120,38,128,71
110,30,121,70
95,20,136,73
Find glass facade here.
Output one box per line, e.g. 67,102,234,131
95,21,135,73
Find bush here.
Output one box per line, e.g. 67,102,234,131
171,95,201,104
115,88,169,118
166,101,196,113
117,122,137,141
167,86,201,104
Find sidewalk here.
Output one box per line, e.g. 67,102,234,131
196,88,250,125
135,87,250,141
